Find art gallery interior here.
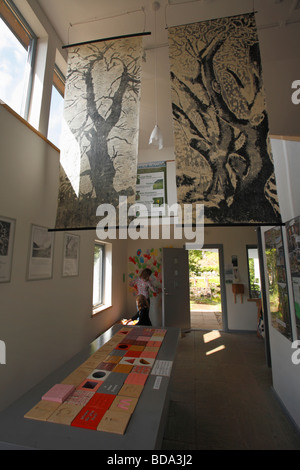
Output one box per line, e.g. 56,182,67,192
0,0,300,450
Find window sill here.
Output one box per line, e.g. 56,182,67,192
0,102,60,153
92,304,112,316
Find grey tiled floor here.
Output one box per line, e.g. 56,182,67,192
162,329,300,450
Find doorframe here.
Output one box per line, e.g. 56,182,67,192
188,244,228,332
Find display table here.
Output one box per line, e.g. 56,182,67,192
0,324,180,450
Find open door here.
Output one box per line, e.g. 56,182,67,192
162,248,191,330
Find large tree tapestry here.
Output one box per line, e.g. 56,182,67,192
55,36,143,229
168,13,281,224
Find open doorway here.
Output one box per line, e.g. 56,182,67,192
188,247,223,330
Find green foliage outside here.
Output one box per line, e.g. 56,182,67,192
266,247,279,311
248,257,261,298
189,250,221,306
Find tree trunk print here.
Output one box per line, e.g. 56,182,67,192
169,14,281,224
55,38,142,228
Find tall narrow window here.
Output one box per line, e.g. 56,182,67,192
47,65,65,148
247,245,262,299
92,241,112,315
0,0,36,118
93,243,104,308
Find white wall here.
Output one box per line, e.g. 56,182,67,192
126,225,258,331
261,138,300,429
0,106,127,411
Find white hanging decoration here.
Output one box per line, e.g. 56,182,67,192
149,124,163,149
149,1,163,150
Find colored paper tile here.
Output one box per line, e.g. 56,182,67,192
81,356,105,369
97,382,122,395
96,372,127,395
143,346,160,353
140,351,158,359
87,369,111,381
95,362,116,371
119,357,137,365
124,350,141,358
104,355,122,364
97,410,132,435
132,365,151,375
124,373,148,386
24,400,60,421
136,336,152,342
115,344,130,351
150,335,164,342
142,328,156,335
147,341,162,348
122,339,134,344
87,393,115,410
113,364,133,374
47,403,84,425
132,340,147,346
42,384,75,403
118,383,144,398
108,349,126,357
65,389,95,406
77,379,102,392
134,357,155,367
61,367,94,386
110,395,138,414
129,345,145,352
153,329,167,335
71,406,106,430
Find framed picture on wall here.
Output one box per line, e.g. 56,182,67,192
264,226,292,341
62,232,80,277
0,216,16,283
27,224,55,280
286,215,300,339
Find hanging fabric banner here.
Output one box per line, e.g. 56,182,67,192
55,35,143,229
168,13,281,224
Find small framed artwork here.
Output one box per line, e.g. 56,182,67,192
62,232,80,277
0,216,16,283
27,224,55,280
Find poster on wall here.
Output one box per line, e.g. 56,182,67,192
27,225,55,281
62,233,80,277
168,13,281,225
135,162,167,218
0,216,16,283
264,227,292,341
286,216,300,339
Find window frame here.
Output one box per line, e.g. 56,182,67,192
92,240,112,316
47,64,65,147
93,242,105,309
246,244,262,299
0,0,37,119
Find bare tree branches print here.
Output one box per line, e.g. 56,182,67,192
55,36,142,229
168,14,281,224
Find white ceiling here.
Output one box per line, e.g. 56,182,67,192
16,0,300,144
34,0,300,49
